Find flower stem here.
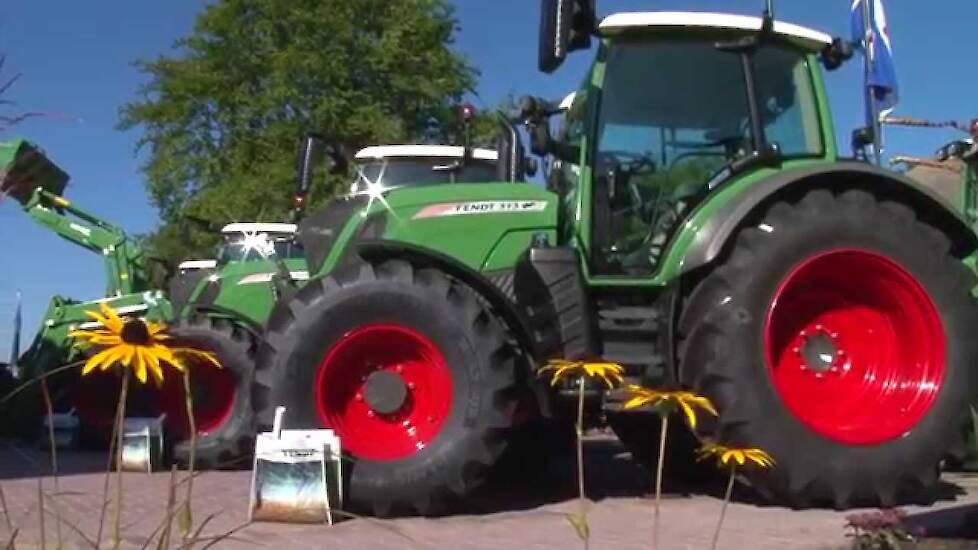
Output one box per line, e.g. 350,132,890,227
654,415,668,550
112,370,130,550
576,376,588,550
37,477,45,550
710,465,737,550
0,483,11,532
576,377,586,504
95,391,122,549
40,379,62,550
181,368,197,538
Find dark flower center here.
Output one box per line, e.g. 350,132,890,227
121,319,152,345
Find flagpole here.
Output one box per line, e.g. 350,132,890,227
9,291,21,379
861,0,883,165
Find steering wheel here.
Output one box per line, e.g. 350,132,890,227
597,151,658,216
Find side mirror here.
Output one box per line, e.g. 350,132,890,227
495,115,526,183
821,38,854,71
538,0,596,74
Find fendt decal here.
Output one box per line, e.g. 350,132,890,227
413,200,547,219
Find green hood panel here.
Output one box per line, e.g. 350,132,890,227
317,183,559,275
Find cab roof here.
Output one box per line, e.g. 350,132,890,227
355,145,498,162
221,222,297,235
599,11,833,52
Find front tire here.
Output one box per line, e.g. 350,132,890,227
679,189,978,508
255,259,519,516
165,316,257,469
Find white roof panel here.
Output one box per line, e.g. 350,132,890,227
355,145,498,162
221,223,297,235
599,12,833,51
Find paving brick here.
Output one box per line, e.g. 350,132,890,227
0,439,975,549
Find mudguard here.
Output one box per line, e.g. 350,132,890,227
680,161,978,274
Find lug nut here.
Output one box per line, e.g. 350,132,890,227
395,365,404,373
407,382,416,390
355,393,363,402
366,410,375,418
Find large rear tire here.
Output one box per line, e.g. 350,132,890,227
255,259,519,516
679,189,978,508
166,316,257,469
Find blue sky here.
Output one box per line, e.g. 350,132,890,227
1,0,976,358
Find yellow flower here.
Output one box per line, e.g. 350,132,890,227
621,385,718,430
697,442,775,469
538,359,625,389
70,303,220,385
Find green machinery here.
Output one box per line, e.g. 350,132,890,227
214,2,978,517
0,139,279,465
0,139,172,380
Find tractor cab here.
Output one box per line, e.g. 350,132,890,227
533,9,840,276
216,222,303,264
350,145,499,194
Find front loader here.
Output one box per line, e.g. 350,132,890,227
0,140,267,465
249,1,978,517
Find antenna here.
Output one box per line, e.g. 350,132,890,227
761,0,775,35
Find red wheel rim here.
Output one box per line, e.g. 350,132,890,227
764,249,945,445
315,324,453,461
158,359,237,437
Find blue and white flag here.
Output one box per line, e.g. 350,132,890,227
851,0,899,116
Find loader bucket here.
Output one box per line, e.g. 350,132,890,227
0,138,69,206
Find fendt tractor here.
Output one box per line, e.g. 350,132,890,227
0,139,312,466
237,1,978,516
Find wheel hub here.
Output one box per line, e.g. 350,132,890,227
315,324,453,461
364,370,409,415
797,328,840,374
764,249,945,445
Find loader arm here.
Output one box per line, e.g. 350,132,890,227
1,138,152,296
23,188,151,295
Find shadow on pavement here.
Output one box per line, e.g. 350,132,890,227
0,440,108,480
905,502,978,541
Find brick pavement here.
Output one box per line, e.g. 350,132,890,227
0,437,976,549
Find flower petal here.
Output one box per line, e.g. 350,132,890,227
82,347,117,375
678,399,698,430
98,303,124,333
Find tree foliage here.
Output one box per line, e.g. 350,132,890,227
119,0,477,263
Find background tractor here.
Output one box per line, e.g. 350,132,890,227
246,1,978,517
0,139,275,466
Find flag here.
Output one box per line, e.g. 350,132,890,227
851,0,899,116
8,292,21,377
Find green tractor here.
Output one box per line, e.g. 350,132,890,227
0,139,273,466
243,2,978,516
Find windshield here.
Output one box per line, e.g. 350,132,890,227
597,39,821,186
351,158,498,193
592,38,822,275
217,235,303,263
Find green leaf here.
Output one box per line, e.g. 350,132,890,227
177,503,193,537
566,511,590,542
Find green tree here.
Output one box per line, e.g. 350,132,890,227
120,0,477,264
